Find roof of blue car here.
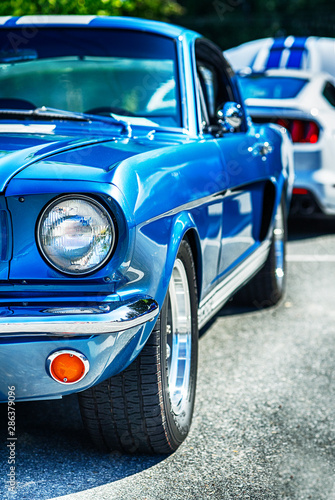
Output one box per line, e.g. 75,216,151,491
0,15,192,39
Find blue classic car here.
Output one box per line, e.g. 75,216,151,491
0,16,293,454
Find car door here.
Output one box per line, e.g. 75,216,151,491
195,39,273,278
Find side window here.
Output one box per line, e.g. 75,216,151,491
197,64,217,119
323,82,335,108
195,40,239,132
196,74,210,128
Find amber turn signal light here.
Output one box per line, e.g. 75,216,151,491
47,350,89,384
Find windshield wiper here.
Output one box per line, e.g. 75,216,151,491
0,48,38,64
0,106,132,136
0,107,88,121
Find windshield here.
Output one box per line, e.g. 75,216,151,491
239,75,308,100
0,28,181,127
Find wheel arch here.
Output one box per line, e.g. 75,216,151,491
259,180,276,241
164,212,203,306
260,178,287,241
184,227,202,305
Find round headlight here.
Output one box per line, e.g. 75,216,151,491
37,196,115,275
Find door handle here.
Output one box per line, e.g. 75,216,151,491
248,142,273,157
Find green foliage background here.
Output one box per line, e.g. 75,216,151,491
0,0,183,19
178,0,335,49
1,0,334,48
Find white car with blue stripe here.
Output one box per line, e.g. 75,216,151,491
225,36,335,75
225,37,335,216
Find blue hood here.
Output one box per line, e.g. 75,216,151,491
0,132,112,191
0,129,168,192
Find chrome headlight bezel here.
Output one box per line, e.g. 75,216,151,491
36,195,116,276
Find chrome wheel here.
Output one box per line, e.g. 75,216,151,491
166,258,192,415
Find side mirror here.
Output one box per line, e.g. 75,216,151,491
217,102,243,133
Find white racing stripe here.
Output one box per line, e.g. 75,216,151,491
16,15,97,25
0,124,56,134
287,255,335,262
0,17,12,25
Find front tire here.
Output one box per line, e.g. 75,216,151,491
78,239,198,454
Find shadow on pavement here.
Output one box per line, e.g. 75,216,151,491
0,395,164,499
199,298,260,339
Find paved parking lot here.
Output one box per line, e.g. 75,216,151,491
1,218,335,500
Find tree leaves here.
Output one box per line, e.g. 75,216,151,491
0,0,184,20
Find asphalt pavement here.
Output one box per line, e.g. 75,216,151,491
1,218,335,500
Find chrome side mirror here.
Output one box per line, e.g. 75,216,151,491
217,102,243,133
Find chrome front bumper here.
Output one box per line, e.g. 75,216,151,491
0,296,159,336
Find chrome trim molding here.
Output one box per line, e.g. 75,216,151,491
46,349,90,385
36,194,116,277
143,189,231,227
198,241,270,329
0,296,159,336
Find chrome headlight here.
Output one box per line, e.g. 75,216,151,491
37,196,116,275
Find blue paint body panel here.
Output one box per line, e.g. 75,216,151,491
0,17,293,402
